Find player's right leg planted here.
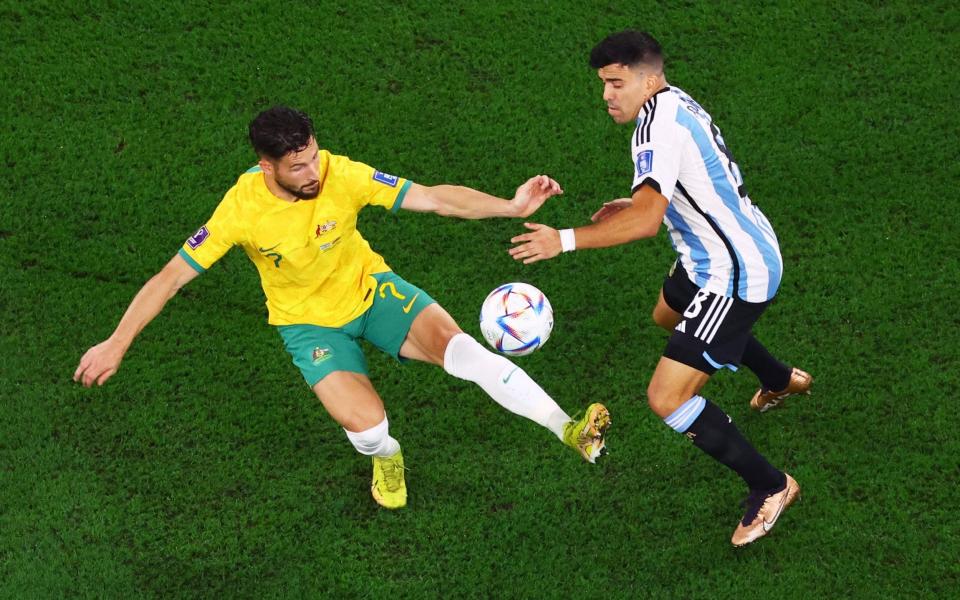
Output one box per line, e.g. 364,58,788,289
731,473,801,546
442,333,610,463
661,394,800,545
345,416,407,509
370,451,406,509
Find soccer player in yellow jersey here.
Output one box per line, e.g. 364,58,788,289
73,106,610,509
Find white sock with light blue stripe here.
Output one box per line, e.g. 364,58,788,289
664,395,707,433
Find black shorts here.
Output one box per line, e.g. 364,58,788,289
661,262,771,374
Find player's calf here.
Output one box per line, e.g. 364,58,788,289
443,333,573,439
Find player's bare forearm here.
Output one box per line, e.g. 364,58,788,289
507,213,654,265
108,269,183,350
573,202,662,249
74,254,198,386
508,185,666,264
401,176,562,219
576,185,668,249
427,185,518,219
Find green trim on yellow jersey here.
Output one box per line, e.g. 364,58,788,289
178,248,206,273
391,180,412,213
245,165,262,174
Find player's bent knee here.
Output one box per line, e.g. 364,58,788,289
409,304,463,364
443,332,478,377
442,332,510,383
646,390,666,416
646,381,684,418
345,417,391,456
417,325,461,366
437,325,465,354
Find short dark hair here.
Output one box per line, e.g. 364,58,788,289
589,30,663,71
248,106,315,159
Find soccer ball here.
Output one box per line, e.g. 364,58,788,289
479,282,554,356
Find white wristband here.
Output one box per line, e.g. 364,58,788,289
559,228,576,253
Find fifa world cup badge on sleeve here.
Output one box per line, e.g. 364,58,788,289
187,226,209,249
636,150,653,177
373,171,399,187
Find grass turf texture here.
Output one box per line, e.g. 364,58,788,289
2,0,958,597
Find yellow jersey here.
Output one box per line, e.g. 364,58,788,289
178,150,411,327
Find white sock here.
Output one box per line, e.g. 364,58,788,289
344,416,401,457
443,333,571,440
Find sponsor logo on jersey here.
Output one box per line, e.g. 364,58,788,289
315,220,337,237
402,293,420,314
318,237,341,252
636,150,653,177
373,170,399,187
186,226,209,249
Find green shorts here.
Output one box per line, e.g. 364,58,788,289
277,272,436,387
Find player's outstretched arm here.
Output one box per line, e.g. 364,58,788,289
73,254,200,387
590,198,634,222
400,175,562,219
508,184,668,264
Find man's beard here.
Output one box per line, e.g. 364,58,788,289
279,178,320,200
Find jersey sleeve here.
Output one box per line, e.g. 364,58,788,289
631,118,683,199
340,157,413,213
177,188,242,273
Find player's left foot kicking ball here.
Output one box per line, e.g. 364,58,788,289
563,403,611,463
731,473,800,546
371,450,407,509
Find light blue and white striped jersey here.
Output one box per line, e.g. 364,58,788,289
631,86,782,303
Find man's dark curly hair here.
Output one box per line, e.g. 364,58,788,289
248,106,315,159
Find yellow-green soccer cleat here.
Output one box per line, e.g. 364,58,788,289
562,403,611,463
371,450,407,509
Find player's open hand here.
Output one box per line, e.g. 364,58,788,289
509,223,561,264
73,339,125,387
511,175,563,218
590,198,633,222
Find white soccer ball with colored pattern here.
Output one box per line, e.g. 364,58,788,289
479,282,554,356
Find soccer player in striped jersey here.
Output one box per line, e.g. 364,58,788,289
509,31,810,546
73,106,610,510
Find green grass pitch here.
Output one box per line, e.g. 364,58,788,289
2,1,958,597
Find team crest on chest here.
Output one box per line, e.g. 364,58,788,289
315,220,337,238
